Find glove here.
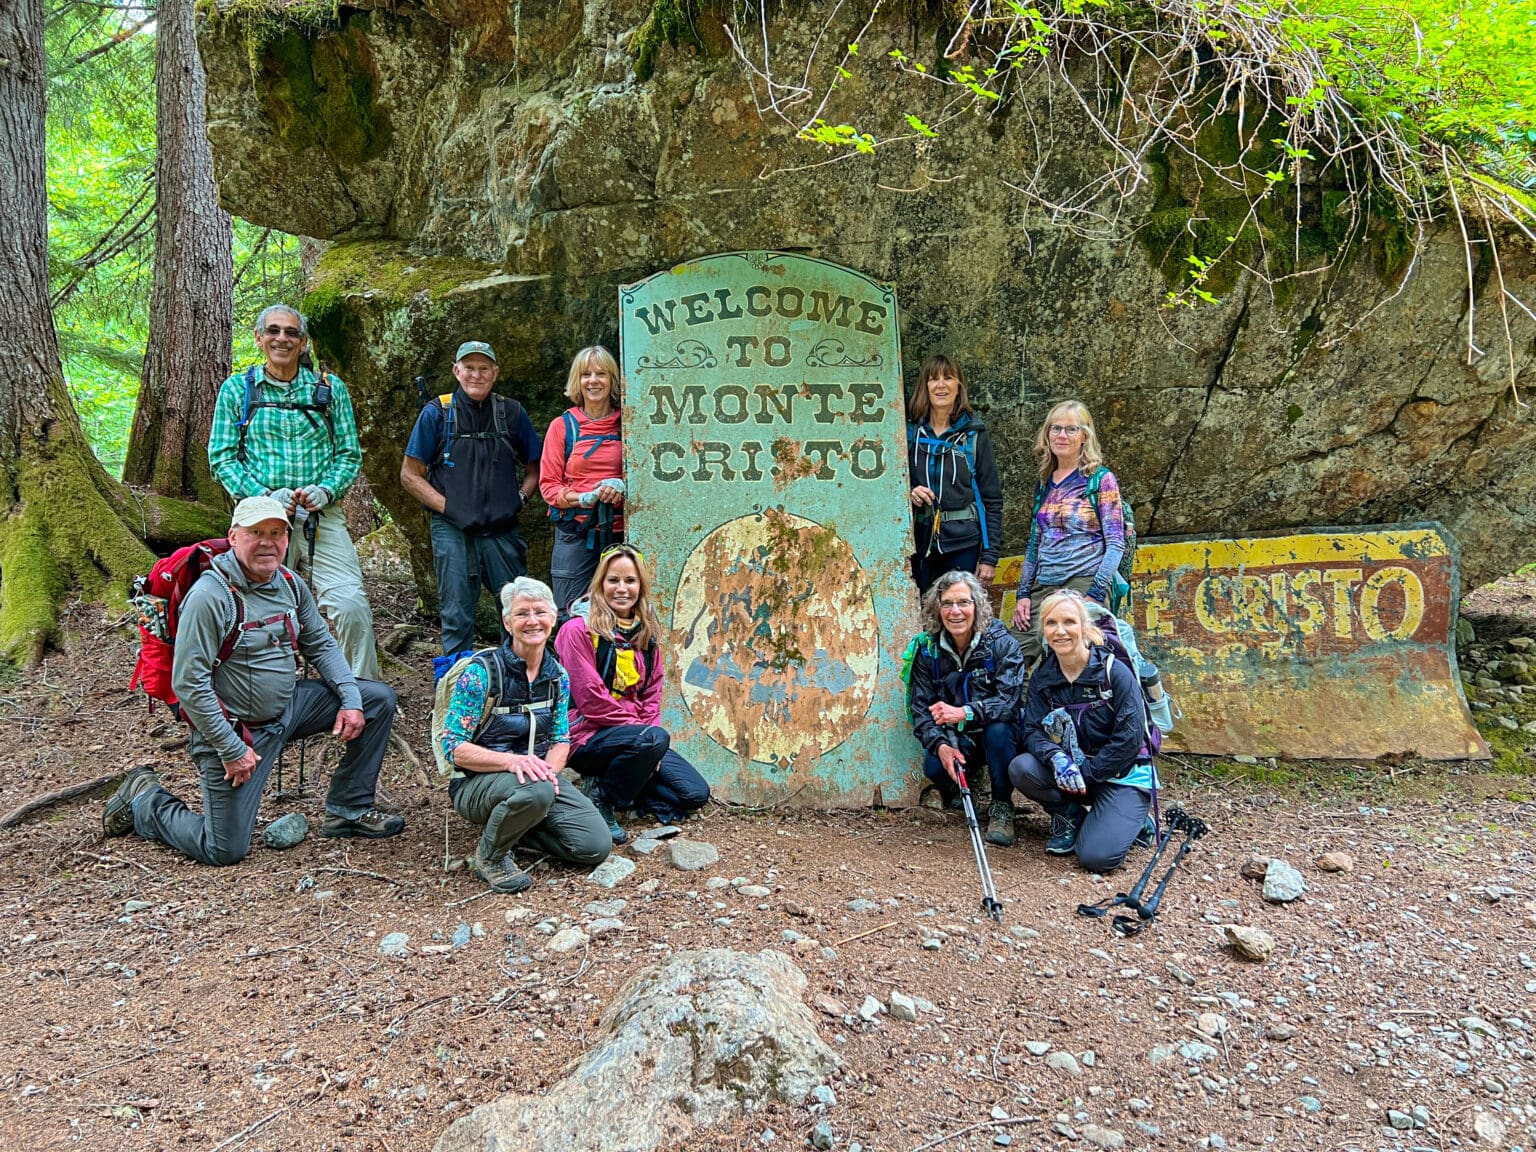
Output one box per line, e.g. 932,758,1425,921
267,487,296,512
298,484,332,511
1052,752,1086,794
597,477,625,496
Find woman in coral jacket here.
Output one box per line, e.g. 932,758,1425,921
539,345,625,614
554,544,710,844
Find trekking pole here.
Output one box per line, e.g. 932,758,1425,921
945,728,1003,924
1136,810,1208,922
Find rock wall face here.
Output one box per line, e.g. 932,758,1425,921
199,0,1536,590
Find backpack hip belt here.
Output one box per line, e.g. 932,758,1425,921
939,507,978,523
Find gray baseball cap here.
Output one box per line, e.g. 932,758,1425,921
455,340,497,363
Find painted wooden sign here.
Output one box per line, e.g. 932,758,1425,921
991,524,1486,761
620,252,921,805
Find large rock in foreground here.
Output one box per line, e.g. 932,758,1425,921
434,948,839,1152
199,0,1536,589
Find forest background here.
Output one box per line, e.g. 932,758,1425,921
11,0,1536,664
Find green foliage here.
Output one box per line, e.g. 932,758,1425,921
45,2,302,477
632,0,707,82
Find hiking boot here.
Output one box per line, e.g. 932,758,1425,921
1133,815,1159,848
102,766,162,838
474,850,532,895
1045,804,1085,855
319,808,405,839
985,800,1016,848
583,780,627,845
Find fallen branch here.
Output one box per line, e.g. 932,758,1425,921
1,771,121,829
209,1105,286,1152
313,866,399,885
909,1115,1040,1151
389,730,431,789
834,921,897,947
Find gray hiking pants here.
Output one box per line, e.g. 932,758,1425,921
451,772,611,867
133,678,396,866
1009,752,1149,873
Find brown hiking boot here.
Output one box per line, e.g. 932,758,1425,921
985,800,1016,847
319,808,405,839
474,850,532,894
102,766,162,838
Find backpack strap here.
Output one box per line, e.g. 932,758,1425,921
237,367,335,462
1084,466,1108,523
237,367,260,464
962,427,988,551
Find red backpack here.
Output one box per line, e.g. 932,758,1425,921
129,540,299,718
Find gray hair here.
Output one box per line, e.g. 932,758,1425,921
919,570,995,634
500,576,557,617
255,304,308,337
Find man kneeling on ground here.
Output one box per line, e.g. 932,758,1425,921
104,497,405,862
439,577,611,893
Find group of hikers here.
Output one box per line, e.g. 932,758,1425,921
106,304,1174,893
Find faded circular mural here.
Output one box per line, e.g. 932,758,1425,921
672,509,879,768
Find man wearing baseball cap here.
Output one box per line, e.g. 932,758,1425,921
103,496,405,862
401,340,543,655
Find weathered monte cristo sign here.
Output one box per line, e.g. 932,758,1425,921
621,252,920,805
993,524,1486,761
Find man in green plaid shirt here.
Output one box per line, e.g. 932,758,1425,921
209,304,380,679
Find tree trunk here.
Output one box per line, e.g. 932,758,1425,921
0,0,223,664
121,0,232,505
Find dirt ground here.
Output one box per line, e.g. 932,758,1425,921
2,575,1534,1152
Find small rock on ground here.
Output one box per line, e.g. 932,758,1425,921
1024,1040,1052,1056
668,840,720,871
547,927,588,953
1315,850,1354,873
587,857,637,887
378,932,409,957
1262,859,1307,902
1223,923,1275,961
1081,1124,1125,1150
1240,853,1271,879
262,812,309,850
888,990,917,1022
810,1120,833,1149
1045,1051,1082,1077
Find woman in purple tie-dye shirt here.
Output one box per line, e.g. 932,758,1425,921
1009,401,1126,665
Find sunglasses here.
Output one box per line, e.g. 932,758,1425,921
600,544,646,568
263,325,304,338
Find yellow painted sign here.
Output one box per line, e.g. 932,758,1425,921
991,524,1487,761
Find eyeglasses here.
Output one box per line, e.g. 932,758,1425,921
1049,424,1082,437
507,607,552,622
940,599,975,612
263,325,304,338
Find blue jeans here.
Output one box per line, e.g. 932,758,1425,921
430,514,527,654
922,720,1018,802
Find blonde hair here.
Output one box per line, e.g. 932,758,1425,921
584,545,662,652
906,354,971,423
1035,589,1106,650
564,345,621,406
1034,400,1106,481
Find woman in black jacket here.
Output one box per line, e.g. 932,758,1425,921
906,355,1004,594
908,570,1027,847
1008,589,1157,872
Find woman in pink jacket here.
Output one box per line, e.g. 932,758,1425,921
553,544,710,843
539,346,626,614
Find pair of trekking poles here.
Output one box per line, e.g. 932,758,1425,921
940,728,1209,933
274,508,322,797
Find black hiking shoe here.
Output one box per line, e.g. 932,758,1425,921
1045,804,1085,856
985,800,1016,848
474,850,532,895
583,780,627,845
1133,815,1159,848
319,808,405,839
102,766,162,838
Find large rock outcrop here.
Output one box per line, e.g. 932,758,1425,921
198,0,1536,590
434,948,839,1151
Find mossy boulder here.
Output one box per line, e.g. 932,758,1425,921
200,0,1536,591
